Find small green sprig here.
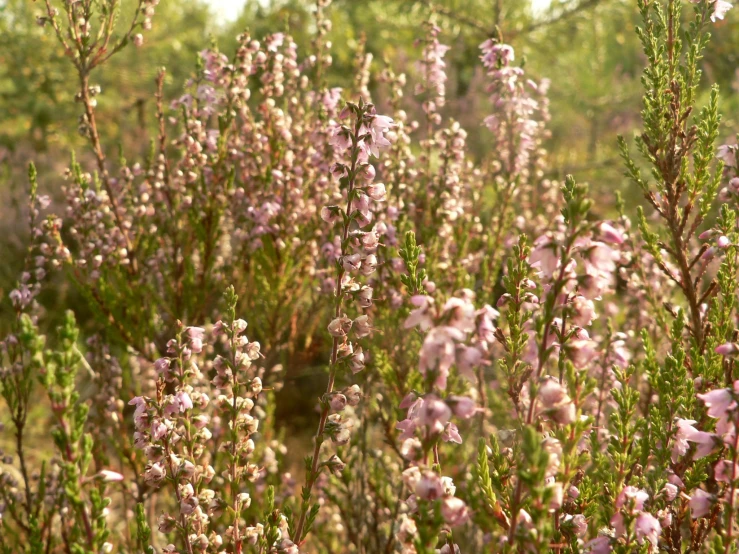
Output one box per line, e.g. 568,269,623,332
399,231,427,295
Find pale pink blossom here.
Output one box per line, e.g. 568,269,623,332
415,471,444,500
97,470,124,482
635,512,661,546
697,388,736,418
689,488,713,519
441,496,469,527
673,418,716,461
715,459,739,483
584,536,612,554
715,342,739,356
717,143,738,167
598,222,625,245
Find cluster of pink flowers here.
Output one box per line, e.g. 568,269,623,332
678,382,739,519
128,310,273,552
479,40,550,176
415,22,450,124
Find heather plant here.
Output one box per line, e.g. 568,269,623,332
3,0,739,553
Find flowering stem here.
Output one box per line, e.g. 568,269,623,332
293,114,362,544
77,66,138,275
229,327,242,553
163,437,195,554
508,229,577,543
725,421,739,553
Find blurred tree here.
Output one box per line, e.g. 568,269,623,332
0,0,213,159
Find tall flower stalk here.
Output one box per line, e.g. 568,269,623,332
293,99,393,544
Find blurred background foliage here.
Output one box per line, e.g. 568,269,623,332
1,0,738,291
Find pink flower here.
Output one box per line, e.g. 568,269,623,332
529,238,558,278
396,418,417,441
415,471,444,500
448,396,476,419
615,486,649,512
175,391,193,412
538,377,568,408
343,385,362,407
442,296,476,333
635,512,661,546
399,392,419,410
711,0,733,22
185,326,205,340
717,144,738,167
571,295,597,326
418,326,465,388
598,222,625,245
442,422,463,444
689,488,713,519
356,286,373,308
673,419,716,461
366,115,394,157
341,254,362,273
584,241,616,275
370,114,394,136
697,388,736,418
365,183,386,201
328,316,352,337
404,295,435,330
441,496,469,527
329,394,347,412
715,459,739,483
97,470,124,482
584,536,612,554
144,463,166,484
154,358,171,375
419,396,451,434
567,338,598,369
357,163,376,181
347,346,365,373
455,345,482,379
329,125,352,152
353,315,372,338
715,342,739,356
151,419,168,440
479,40,514,69
321,205,343,224
717,414,737,444
562,514,588,537
662,483,678,501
